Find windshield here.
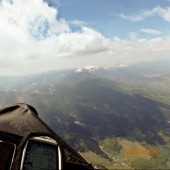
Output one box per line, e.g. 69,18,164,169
0,142,15,170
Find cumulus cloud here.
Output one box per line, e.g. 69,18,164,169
0,0,111,74
0,0,69,60
140,27,162,35
120,6,170,22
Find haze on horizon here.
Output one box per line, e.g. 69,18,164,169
0,0,170,76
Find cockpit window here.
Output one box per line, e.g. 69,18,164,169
0,141,16,170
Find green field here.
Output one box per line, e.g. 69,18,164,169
80,137,170,169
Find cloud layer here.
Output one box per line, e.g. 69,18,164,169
120,6,170,22
0,0,170,75
140,27,162,35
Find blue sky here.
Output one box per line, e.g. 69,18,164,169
57,0,170,38
0,0,170,75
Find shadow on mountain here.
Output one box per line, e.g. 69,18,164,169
48,78,170,146
0,77,170,150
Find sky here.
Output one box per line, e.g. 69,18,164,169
0,0,170,75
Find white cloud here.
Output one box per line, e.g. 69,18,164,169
140,27,162,35
129,32,138,40
0,0,170,75
120,13,145,22
0,0,111,75
120,6,170,22
111,35,170,63
68,20,87,27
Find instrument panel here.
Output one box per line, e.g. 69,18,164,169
21,137,59,170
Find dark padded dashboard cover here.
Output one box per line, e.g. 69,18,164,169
0,103,93,169
0,103,50,136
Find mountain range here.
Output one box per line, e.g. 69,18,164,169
1,59,170,169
